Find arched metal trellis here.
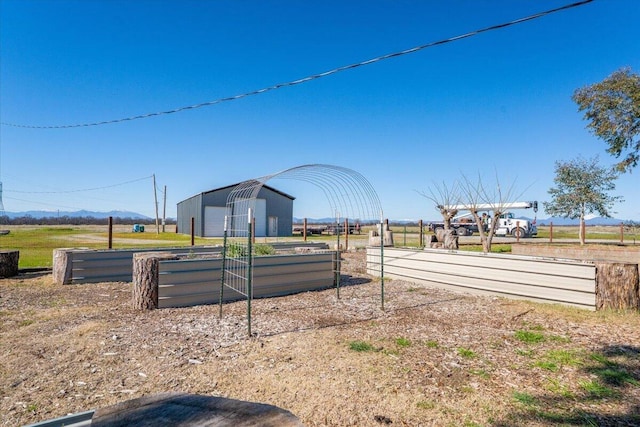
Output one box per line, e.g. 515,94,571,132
219,164,385,336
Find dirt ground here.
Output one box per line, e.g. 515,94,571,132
1,251,639,426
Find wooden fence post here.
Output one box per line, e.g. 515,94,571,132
191,217,195,246
108,216,113,249
303,218,308,241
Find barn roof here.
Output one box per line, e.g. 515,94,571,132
203,182,295,200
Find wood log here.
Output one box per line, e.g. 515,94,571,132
91,392,304,427
434,229,458,250
53,249,73,284
132,252,178,310
595,262,639,310
0,250,19,278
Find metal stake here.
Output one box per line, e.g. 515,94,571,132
219,215,228,319
247,208,253,337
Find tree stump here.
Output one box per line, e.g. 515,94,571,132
595,262,639,310
91,392,304,427
433,229,459,250
368,224,394,247
53,249,74,284
0,250,19,278
132,252,178,310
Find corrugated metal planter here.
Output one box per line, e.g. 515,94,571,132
367,247,598,309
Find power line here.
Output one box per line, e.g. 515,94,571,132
5,175,153,194
0,0,594,130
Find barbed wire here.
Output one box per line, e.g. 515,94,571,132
0,0,593,129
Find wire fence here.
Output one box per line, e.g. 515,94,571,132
1,218,637,270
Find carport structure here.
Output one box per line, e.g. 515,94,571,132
218,164,385,335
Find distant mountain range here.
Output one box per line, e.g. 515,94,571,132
1,210,152,220
533,216,629,226
5,211,628,224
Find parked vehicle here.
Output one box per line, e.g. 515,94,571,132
428,201,538,237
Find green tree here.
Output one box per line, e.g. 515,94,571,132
573,67,640,173
543,156,623,245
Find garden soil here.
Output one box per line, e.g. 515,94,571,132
1,251,639,426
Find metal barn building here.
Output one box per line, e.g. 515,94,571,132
176,183,295,237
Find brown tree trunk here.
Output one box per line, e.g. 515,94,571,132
0,250,19,278
595,262,639,310
132,252,178,310
435,228,458,250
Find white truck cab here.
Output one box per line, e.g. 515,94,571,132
494,212,537,237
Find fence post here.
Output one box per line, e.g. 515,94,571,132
516,220,521,242
550,222,553,243
344,218,349,251
419,220,423,248
108,216,113,249
190,217,195,246
303,218,308,241
620,222,624,243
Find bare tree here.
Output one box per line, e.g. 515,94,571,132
417,181,461,249
417,181,461,231
459,172,528,253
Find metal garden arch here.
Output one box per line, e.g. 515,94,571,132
218,164,386,336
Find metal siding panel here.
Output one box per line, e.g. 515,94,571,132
367,248,597,309
385,256,594,291
204,206,226,237
415,249,596,279
382,263,595,306
157,251,334,307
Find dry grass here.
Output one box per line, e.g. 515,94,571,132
1,251,639,426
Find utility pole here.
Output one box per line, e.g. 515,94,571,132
153,174,160,234
162,185,167,232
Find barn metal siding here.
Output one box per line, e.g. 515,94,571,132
367,247,596,309
178,183,295,238
157,252,335,308
256,186,294,237
61,243,329,284
176,193,204,236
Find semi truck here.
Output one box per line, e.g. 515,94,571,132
428,201,538,238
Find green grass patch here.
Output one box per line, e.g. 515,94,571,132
544,378,575,398
416,400,436,410
514,330,545,344
579,380,618,398
546,349,581,367
470,369,490,379
460,244,512,253
515,348,535,357
533,361,558,371
349,340,375,352
254,243,276,255
587,353,639,386
425,340,439,348
548,334,571,343
2,226,211,268
395,337,411,348
512,391,537,406
457,347,476,358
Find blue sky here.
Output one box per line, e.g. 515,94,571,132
1,0,639,221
